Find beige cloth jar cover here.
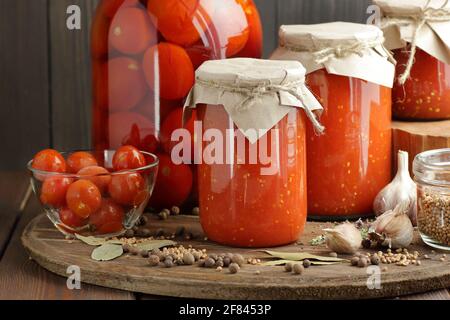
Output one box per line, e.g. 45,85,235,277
184,58,324,144
374,0,450,84
270,22,396,88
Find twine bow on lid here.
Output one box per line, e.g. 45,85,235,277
196,78,325,134
280,36,386,65
382,0,450,85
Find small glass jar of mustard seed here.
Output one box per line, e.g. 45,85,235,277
413,148,450,251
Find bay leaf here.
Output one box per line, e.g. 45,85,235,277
261,259,343,266
91,243,124,261
134,240,176,251
264,250,347,262
75,234,124,246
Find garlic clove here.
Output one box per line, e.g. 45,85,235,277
370,202,414,249
373,150,417,226
323,222,362,254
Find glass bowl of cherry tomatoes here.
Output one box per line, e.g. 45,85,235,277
27,146,158,237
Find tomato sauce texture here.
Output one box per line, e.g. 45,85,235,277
306,70,392,218
392,48,450,120
197,105,308,247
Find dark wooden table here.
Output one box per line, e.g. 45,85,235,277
0,171,449,300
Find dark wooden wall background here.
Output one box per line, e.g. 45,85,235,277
0,0,371,170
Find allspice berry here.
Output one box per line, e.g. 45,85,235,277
293,264,304,275
204,258,216,268
183,253,195,265
351,256,360,266
229,263,240,274
285,262,293,272
358,257,368,268
148,255,160,266
303,259,311,268
164,259,174,268
159,210,169,220
140,250,149,258
231,254,245,267
192,207,200,216
370,254,380,265
171,206,181,215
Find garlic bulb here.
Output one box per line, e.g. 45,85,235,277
370,202,414,249
373,150,417,226
323,223,362,254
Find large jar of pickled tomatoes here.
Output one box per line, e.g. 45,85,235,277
375,0,450,120
184,58,324,247
91,0,262,210
271,23,396,219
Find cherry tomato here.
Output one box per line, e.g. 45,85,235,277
108,172,147,206
109,7,156,55
149,154,193,208
112,145,146,171
59,207,86,228
66,180,102,219
67,151,98,174
142,43,194,100
32,149,66,173
161,108,196,157
77,166,111,194
234,0,263,58
108,57,147,112
89,199,124,234
108,112,153,149
186,44,212,70
40,176,73,207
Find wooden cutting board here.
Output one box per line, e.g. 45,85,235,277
22,214,450,300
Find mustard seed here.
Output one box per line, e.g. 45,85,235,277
204,258,216,268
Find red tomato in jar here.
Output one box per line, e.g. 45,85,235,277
66,180,102,219
91,14,110,59
99,0,140,18
40,176,73,207
77,166,111,194
147,0,209,46
109,7,156,55
112,145,146,171
142,43,194,100
67,151,98,174
59,207,86,228
32,149,66,173
149,154,193,208
160,108,196,156
89,198,125,234
107,57,147,112
108,112,154,149
108,172,147,206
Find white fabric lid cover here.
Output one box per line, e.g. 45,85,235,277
271,22,396,87
184,58,324,144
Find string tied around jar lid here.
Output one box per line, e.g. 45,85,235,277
381,0,450,85
196,78,325,134
280,34,387,65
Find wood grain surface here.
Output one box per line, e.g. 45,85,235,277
392,120,450,173
22,213,450,300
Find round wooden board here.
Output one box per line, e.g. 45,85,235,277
22,214,450,300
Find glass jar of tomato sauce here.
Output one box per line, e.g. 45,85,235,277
184,58,324,247
91,0,262,210
374,0,450,120
271,23,396,219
